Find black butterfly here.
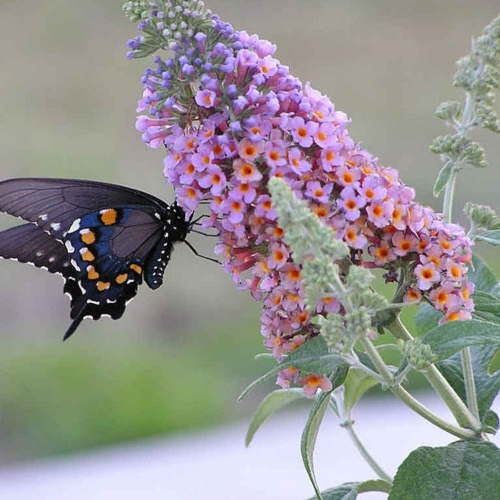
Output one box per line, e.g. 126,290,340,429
0,178,196,340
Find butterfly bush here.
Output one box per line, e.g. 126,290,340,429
124,0,474,396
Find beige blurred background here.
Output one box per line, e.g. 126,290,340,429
0,0,498,465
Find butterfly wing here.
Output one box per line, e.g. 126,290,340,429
0,178,191,339
0,222,71,274
0,178,169,241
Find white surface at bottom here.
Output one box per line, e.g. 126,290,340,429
0,394,497,499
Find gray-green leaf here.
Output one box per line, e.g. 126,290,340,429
389,441,500,499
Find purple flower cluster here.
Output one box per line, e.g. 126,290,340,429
132,12,474,395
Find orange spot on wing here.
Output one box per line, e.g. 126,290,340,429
87,266,99,280
80,229,96,245
81,249,95,262
115,273,128,284
130,263,142,274
96,281,110,291
100,208,118,225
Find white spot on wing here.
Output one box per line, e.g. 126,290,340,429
50,222,61,231
68,219,81,234
70,258,81,272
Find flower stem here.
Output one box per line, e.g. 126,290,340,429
438,120,481,423
359,334,478,440
461,346,480,419
442,166,458,222
386,317,482,432
333,395,392,484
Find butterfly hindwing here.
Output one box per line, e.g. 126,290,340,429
0,178,192,339
0,223,71,274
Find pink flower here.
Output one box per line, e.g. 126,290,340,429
299,374,333,397
415,262,441,290
131,14,474,394
195,89,217,108
305,180,333,204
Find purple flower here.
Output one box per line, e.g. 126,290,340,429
129,6,474,396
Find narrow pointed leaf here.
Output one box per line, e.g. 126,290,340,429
421,319,500,360
238,337,347,401
469,253,499,294
343,370,379,412
477,229,500,246
245,389,305,446
433,162,453,197
301,390,332,500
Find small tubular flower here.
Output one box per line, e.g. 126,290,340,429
126,0,474,395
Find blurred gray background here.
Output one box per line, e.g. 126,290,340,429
0,0,498,466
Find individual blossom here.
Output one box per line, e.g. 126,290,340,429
125,0,474,395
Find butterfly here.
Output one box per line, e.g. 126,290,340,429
0,178,198,340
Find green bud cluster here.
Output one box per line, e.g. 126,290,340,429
123,0,212,57
431,15,500,198
399,338,438,370
465,202,500,231
269,177,390,353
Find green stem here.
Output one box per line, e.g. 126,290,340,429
442,165,458,222
387,317,481,432
462,346,480,419
438,78,482,431
340,408,393,483
359,336,476,439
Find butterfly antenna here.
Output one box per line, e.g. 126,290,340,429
190,228,218,237
190,213,210,225
184,240,220,265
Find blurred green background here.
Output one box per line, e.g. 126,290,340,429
0,1,499,465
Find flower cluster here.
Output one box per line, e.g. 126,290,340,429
126,1,474,395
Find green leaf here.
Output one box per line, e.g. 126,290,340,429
438,345,500,420
353,349,378,372
477,229,500,246
433,162,453,197
281,336,348,375
421,319,500,360
356,479,392,495
472,291,500,325
238,336,347,401
415,302,441,335
306,482,360,500
389,441,500,499
482,409,499,433
301,390,332,500
469,253,499,294
237,365,284,402
343,370,379,413
307,480,392,500
329,363,350,390
245,389,305,446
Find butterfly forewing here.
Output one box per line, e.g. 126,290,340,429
0,178,170,240
0,178,192,339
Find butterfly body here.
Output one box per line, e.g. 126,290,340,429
0,178,191,339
